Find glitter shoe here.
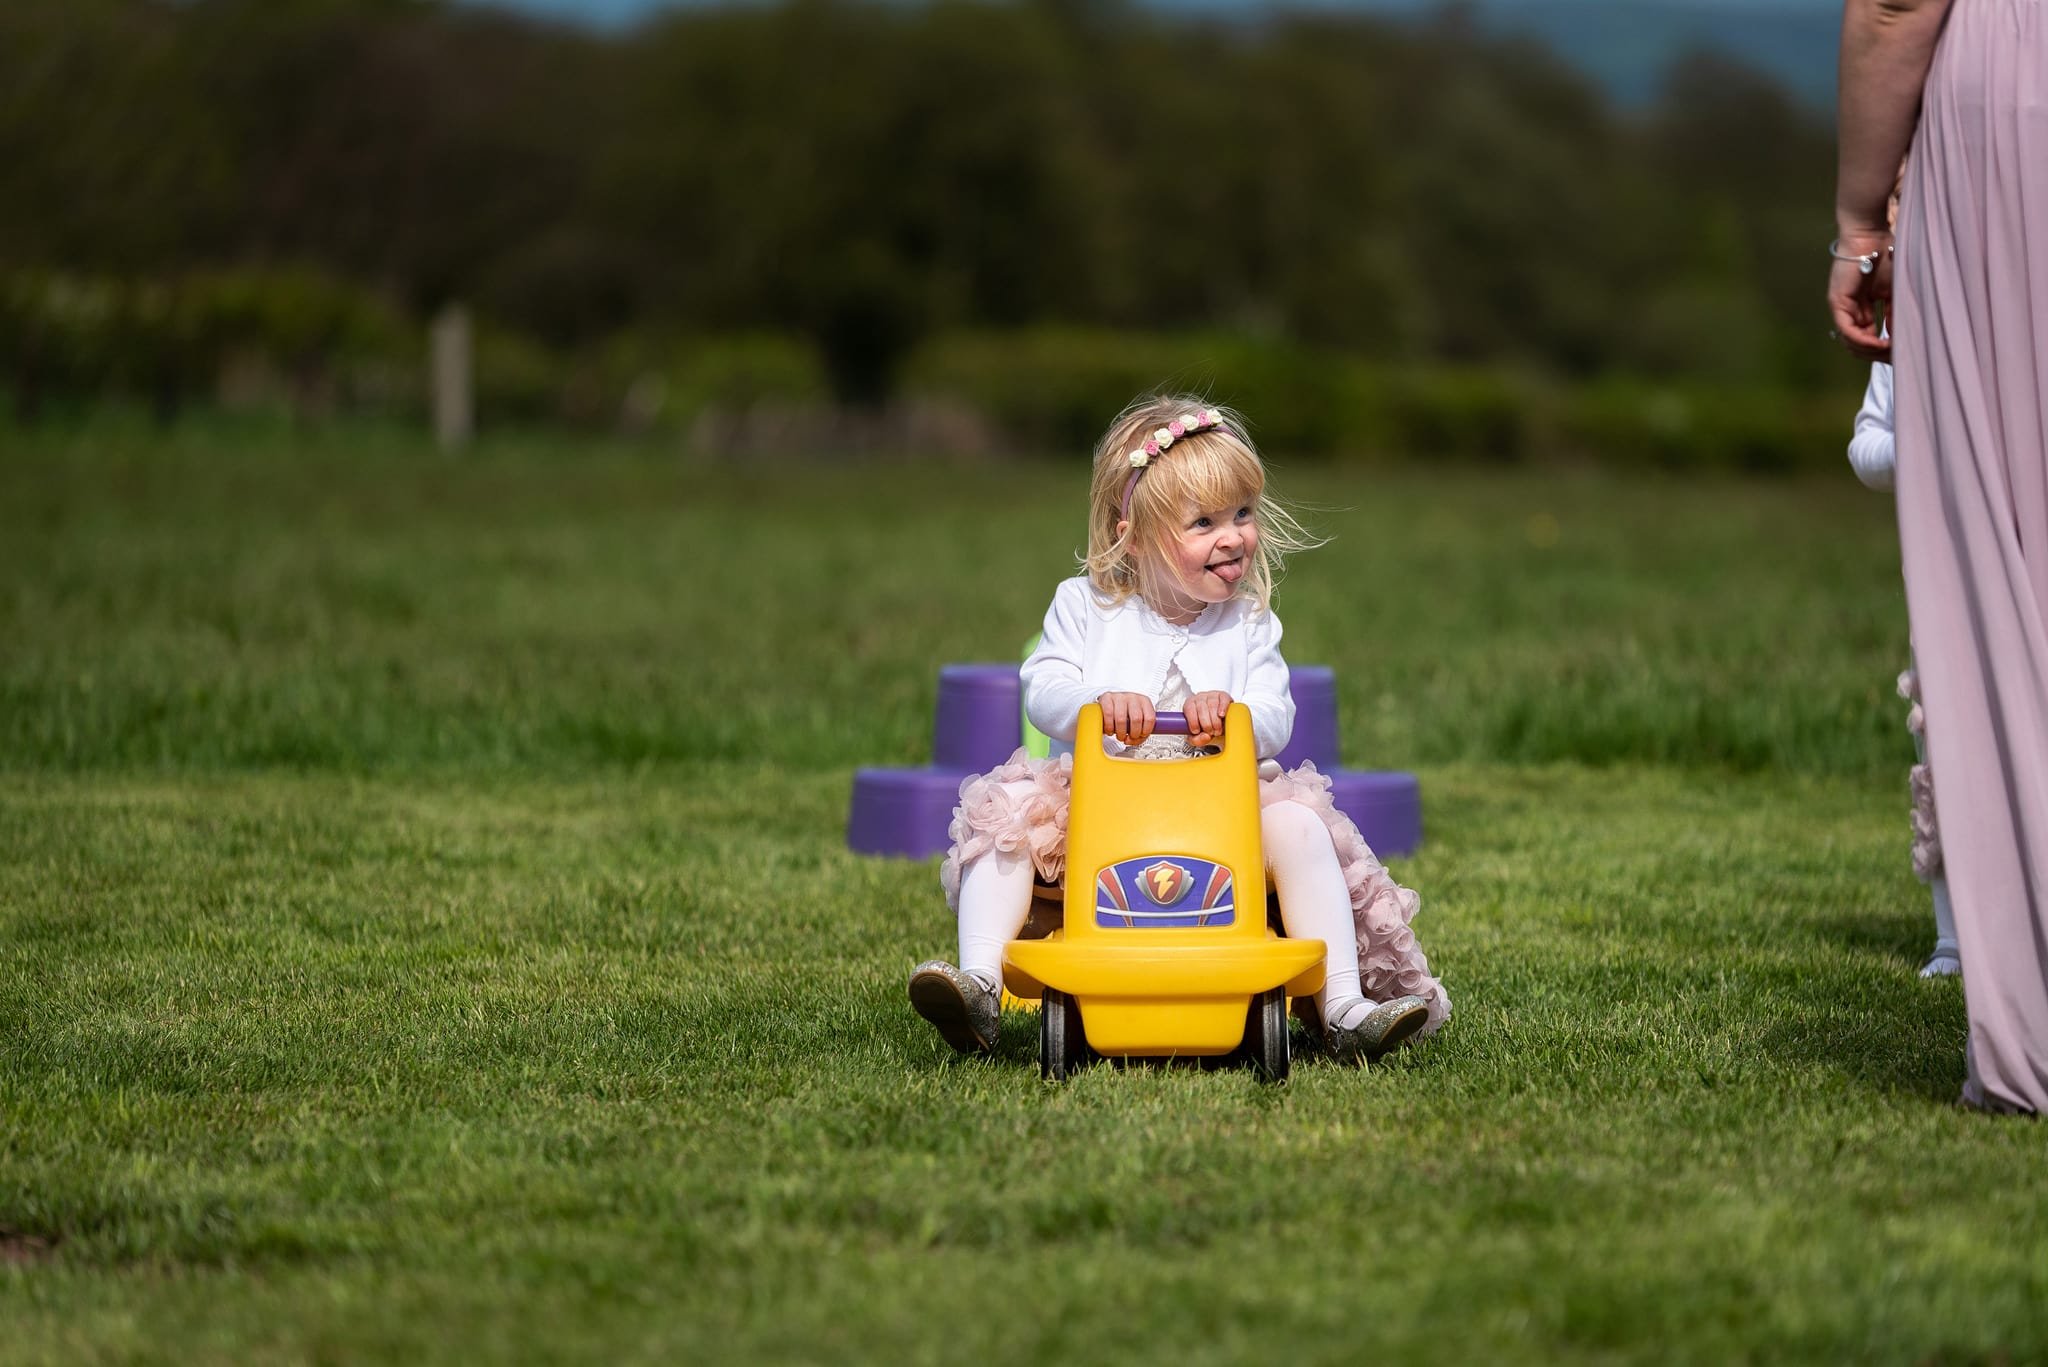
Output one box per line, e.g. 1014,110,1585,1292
1918,950,1962,978
1328,995,1429,1066
908,960,1000,1055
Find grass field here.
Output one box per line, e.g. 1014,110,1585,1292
3,417,2040,1364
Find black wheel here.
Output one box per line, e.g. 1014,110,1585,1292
1241,988,1290,1083
1040,988,1091,1081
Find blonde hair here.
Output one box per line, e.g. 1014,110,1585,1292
1080,393,1319,613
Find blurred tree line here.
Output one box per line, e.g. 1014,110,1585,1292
0,0,1856,455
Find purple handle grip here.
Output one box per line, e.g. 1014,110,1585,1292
1151,712,1191,735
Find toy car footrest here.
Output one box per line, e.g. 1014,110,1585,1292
1003,935,1324,1002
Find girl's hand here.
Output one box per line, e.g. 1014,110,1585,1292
1097,692,1155,745
1184,691,1233,746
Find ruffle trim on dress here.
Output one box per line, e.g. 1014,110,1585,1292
1909,763,1942,881
1256,761,1451,1037
937,750,1450,1040
939,748,1073,911
1899,669,1943,880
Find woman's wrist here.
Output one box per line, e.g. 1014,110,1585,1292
1830,237,1894,275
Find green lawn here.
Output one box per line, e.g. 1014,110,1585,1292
3,419,2036,1364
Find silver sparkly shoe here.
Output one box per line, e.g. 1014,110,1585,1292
1918,949,1962,978
908,960,1000,1055
1328,995,1429,1066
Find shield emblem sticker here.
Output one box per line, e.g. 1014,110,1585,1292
1139,860,1191,906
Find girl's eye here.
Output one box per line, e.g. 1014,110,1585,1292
1191,516,1212,529
1236,506,1254,521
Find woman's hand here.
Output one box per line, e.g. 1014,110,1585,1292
1829,227,1894,360
1184,691,1233,746
1097,692,1156,746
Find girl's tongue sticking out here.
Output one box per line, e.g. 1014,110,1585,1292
1209,557,1244,584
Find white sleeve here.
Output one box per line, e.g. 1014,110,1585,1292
1847,361,1895,491
1020,580,1096,744
1241,608,1294,760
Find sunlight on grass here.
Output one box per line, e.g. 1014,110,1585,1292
3,423,2033,1364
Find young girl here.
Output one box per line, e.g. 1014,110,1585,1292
909,395,1451,1064
1848,351,1957,977
1843,160,1956,979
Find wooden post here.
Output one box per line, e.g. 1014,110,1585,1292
430,303,472,450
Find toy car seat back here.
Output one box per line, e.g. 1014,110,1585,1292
1066,703,1266,938
1003,702,1324,1057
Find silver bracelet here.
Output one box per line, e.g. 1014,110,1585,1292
1829,238,1893,275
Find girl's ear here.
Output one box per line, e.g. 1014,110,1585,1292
1114,518,1130,541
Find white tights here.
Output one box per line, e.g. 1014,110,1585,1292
953,786,1374,1030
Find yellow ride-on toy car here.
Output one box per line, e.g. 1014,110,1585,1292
1002,702,1325,1082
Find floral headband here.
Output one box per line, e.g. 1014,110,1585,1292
1119,408,1223,520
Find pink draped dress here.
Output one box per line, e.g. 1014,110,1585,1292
1892,0,2048,1111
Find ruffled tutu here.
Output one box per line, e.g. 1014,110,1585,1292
938,748,1077,909
938,747,1451,1037
1898,669,1943,882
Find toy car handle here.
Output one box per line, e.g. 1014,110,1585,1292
1089,705,1234,737
1082,701,1251,754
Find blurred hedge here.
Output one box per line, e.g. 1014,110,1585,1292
1,267,415,421
0,269,1859,471
0,268,825,431
905,326,1859,470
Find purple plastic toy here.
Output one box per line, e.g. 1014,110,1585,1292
846,664,1017,860
930,664,1026,772
844,765,977,861
1273,665,1340,772
847,662,1423,858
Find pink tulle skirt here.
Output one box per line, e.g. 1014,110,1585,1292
938,748,1451,1036
1898,669,1943,882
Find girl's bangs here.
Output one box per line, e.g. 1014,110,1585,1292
1149,434,1264,516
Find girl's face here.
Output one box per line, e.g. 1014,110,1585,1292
1152,495,1259,620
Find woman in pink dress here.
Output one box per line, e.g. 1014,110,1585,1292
1831,0,2048,1112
